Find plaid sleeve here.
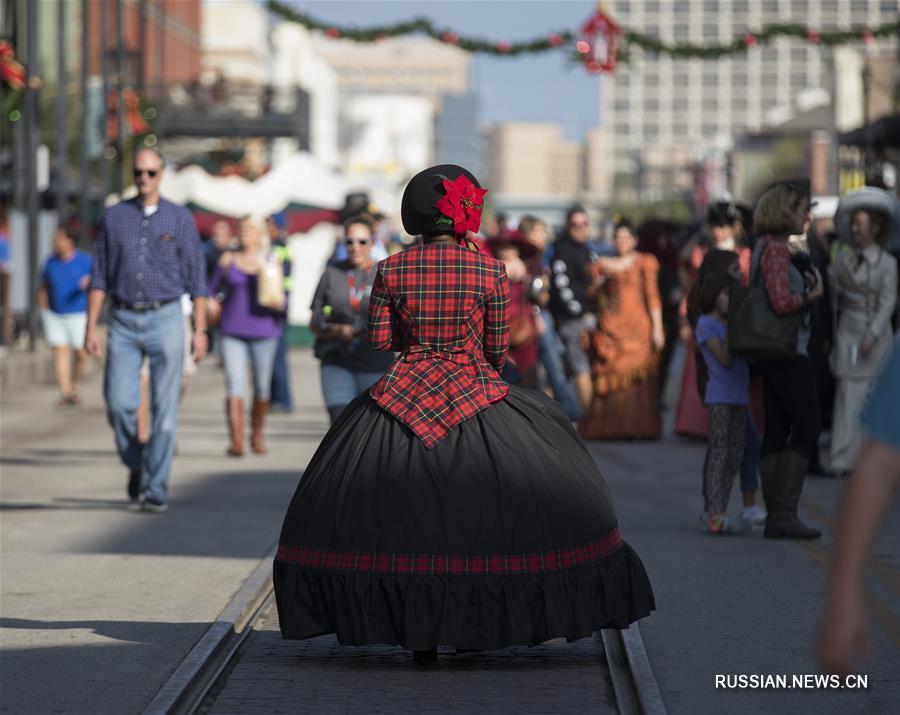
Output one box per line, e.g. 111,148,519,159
760,241,804,315
483,264,510,369
179,208,208,299
367,264,402,351
88,213,108,292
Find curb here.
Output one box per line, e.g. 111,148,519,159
143,545,277,715
601,621,667,715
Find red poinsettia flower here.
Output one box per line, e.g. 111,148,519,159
435,175,488,234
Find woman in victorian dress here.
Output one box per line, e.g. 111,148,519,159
273,165,654,663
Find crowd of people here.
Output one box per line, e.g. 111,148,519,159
9,149,898,675
26,147,900,541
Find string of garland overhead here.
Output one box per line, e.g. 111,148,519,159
266,1,900,75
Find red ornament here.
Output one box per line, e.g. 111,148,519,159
806,29,820,43
862,31,874,44
548,33,564,47
496,40,511,53
442,31,458,44
743,33,757,46
0,40,25,90
577,10,621,74
325,27,341,39
435,175,489,235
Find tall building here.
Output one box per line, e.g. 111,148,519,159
487,123,582,198
314,36,470,101
600,0,898,200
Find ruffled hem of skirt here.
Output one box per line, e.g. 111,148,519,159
273,540,655,651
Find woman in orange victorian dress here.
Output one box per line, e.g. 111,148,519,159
580,219,665,440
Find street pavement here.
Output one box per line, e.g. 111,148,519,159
200,603,616,714
2,346,898,714
0,349,325,714
582,406,900,714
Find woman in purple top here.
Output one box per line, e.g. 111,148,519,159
209,217,285,456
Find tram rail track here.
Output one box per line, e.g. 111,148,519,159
144,545,665,715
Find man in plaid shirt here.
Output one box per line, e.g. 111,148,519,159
85,148,208,513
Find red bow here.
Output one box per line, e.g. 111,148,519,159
435,175,488,235
0,41,26,91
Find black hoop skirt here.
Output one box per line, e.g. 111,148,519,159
274,385,655,651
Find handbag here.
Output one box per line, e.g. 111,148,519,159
257,252,286,311
728,243,803,362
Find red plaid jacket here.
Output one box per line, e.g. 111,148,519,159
368,240,510,448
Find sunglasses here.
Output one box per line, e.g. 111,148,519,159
134,169,159,178
345,238,370,246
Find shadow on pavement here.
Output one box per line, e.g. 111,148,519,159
76,469,302,559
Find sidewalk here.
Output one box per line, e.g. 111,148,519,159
587,425,900,714
0,349,326,714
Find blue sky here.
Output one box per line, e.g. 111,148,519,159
281,1,601,140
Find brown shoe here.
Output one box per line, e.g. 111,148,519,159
226,397,245,457
251,399,270,454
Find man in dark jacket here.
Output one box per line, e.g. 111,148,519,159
548,205,600,412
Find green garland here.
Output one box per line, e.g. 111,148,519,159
267,1,899,59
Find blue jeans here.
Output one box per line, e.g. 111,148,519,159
319,363,383,424
221,335,279,399
105,300,184,503
270,328,293,409
537,309,583,421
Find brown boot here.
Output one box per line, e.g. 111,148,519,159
764,450,821,539
226,397,245,457
251,399,270,454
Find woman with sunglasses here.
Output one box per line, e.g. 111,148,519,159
310,214,395,424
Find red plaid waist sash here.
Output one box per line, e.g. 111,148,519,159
401,346,476,365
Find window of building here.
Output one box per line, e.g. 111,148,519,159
615,98,630,112
702,123,717,136
733,72,748,86
790,73,807,88
703,24,719,40
791,47,807,62
821,0,840,15
762,72,778,87
761,0,779,15
645,73,660,87
733,97,749,111
674,72,690,87
703,72,719,88
703,0,719,12
674,24,690,41
702,97,718,110
645,125,659,138
733,0,749,13
615,122,630,136
791,0,809,18
673,97,690,111
673,123,688,137
881,1,897,16
645,98,660,111
645,0,660,13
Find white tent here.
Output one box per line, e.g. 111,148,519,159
159,152,351,216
